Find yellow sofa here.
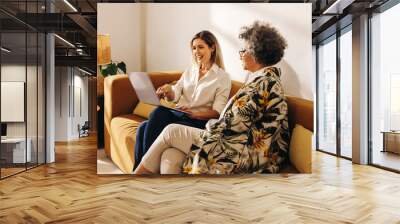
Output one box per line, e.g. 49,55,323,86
104,72,314,174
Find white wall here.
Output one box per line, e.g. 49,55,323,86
76,75,89,124
54,67,89,141
1,64,46,163
1,65,37,137
55,67,68,141
97,4,144,73
98,3,313,100
72,73,89,138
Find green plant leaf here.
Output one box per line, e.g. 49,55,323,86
100,61,126,76
100,66,108,77
109,63,118,75
117,62,126,73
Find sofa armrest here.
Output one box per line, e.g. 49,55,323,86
104,72,183,123
104,74,138,156
103,71,183,158
104,74,138,119
286,95,314,133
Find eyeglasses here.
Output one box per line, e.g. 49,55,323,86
239,48,247,56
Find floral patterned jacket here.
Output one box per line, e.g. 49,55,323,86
182,67,290,174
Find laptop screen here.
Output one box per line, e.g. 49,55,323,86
128,72,161,106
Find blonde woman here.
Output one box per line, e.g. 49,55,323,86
134,31,231,170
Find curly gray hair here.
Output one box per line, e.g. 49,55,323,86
239,21,288,66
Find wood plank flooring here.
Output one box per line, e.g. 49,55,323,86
372,151,400,171
1,135,400,223
1,167,26,178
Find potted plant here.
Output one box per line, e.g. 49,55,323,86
97,61,126,97
100,61,126,77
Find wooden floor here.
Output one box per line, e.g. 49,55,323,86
1,163,45,178
0,167,26,178
1,135,400,223
372,150,400,171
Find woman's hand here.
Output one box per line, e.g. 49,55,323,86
156,84,175,101
186,111,209,120
175,105,193,116
175,106,197,119
175,105,190,112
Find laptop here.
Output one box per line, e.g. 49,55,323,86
128,72,187,114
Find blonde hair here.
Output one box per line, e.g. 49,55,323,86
190,31,225,70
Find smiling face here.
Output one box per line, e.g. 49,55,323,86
192,38,214,66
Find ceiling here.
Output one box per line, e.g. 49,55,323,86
0,0,391,75
0,0,98,74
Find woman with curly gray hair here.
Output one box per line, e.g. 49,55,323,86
238,21,287,72
134,21,290,175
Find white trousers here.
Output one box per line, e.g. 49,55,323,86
140,124,203,174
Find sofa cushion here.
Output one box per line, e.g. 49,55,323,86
286,96,313,132
110,114,146,173
133,99,177,119
289,124,312,173
229,80,243,98
133,102,157,119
